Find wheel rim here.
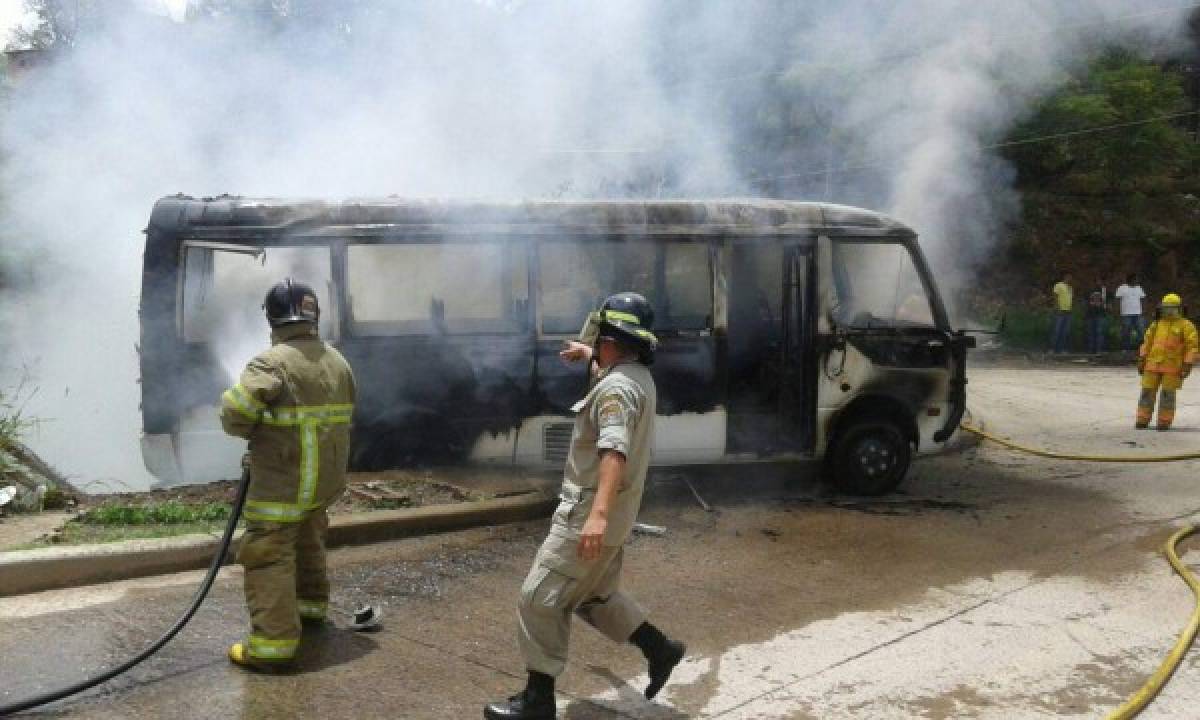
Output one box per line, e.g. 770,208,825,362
854,434,899,481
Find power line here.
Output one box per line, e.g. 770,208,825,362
748,109,1200,184
536,1,1200,158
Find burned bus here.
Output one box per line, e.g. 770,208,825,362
139,196,972,495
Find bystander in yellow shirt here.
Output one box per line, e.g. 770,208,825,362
1053,282,1073,312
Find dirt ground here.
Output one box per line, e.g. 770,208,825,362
0,466,556,549
4,362,1200,718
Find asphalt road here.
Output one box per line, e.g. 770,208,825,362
4,363,1200,719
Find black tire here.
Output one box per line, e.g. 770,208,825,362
828,419,912,496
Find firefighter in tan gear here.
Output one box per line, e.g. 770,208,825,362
1136,293,1199,430
220,279,356,669
485,292,686,720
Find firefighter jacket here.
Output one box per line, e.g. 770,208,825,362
1139,316,1200,375
220,323,356,523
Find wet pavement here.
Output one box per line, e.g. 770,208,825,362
4,365,1200,718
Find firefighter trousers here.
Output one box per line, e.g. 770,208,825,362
237,504,332,662
1138,371,1184,429
517,531,647,677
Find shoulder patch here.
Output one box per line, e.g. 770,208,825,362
597,395,626,428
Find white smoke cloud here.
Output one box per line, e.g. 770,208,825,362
0,0,1189,490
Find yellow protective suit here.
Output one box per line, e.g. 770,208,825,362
220,322,356,663
1137,316,1198,429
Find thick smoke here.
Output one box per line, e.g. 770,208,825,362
0,0,1188,490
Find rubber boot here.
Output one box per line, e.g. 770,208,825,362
227,642,291,674
630,622,686,700
483,672,555,720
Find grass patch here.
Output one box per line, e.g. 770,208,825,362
79,501,231,526
8,501,237,549
995,307,1126,351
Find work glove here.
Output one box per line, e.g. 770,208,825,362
1184,363,1193,379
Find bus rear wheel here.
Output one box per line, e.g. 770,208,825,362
829,419,912,496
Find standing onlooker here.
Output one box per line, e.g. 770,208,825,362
1115,273,1147,352
1050,271,1073,353
1085,290,1107,354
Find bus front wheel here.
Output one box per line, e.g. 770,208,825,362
828,419,912,496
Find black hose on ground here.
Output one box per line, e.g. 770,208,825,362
0,468,251,717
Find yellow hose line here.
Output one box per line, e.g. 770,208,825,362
959,424,1200,463
1104,525,1200,720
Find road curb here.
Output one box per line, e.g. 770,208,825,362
0,492,555,598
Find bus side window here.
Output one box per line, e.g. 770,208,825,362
180,245,335,344
181,246,215,340
664,243,713,331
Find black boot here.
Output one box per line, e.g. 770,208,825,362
630,622,686,700
483,671,556,720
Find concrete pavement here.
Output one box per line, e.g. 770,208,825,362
3,364,1200,718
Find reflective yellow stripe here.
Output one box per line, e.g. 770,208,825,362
265,404,354,425
223,386,263,421
247,635,299,660
298,421,319,507
298,600,328,619
244,500,309,523
600,310,658,344
233,401,353,518
602,310,642,326
628,327,658,343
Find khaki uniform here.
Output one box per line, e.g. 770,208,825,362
518,361,656,677
220,323,356,662
1137,317,1199,428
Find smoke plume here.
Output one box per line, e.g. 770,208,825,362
0,0,1188,489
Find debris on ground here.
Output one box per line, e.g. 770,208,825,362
0,441,76,515
632,522,667,537
680,475,714,513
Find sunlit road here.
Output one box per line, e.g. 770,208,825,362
4,363,1200,719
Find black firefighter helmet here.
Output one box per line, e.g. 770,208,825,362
263,278,319,328
596,292,658,364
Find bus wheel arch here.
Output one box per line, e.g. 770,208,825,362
824,395,917,496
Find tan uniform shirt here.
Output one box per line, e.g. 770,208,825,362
220,323,357,523
550,361,656,547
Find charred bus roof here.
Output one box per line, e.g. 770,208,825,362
146,195,917,240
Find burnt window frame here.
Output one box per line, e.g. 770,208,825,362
341,234,532,338
534,236,717,339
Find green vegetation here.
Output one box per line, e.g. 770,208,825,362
78,500,231,526
1005,50,1196,195
9,501,236,549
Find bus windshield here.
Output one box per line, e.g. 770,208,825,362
831,241,934,328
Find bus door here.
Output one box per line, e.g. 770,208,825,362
725,241,813,454
781,244,816,450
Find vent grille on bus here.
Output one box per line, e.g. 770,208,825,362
542,423,574,464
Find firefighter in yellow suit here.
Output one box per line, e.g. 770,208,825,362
220,279,356,669
1137,293,1198,430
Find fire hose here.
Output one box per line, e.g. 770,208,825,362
1103,526,1200,720
0,468,252,717
960,422,1200,718
959,423,1200,462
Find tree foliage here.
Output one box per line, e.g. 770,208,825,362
1005,50,1195,193
12,0,138,49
